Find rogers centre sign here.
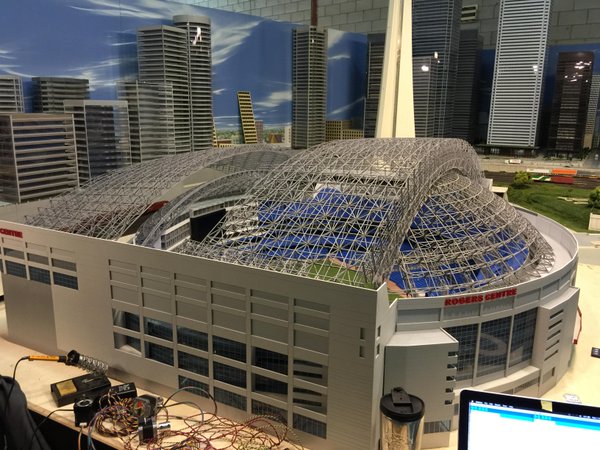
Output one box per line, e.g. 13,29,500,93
0,228,23,238
444,288,517,307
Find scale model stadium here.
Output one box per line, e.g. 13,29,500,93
1,138,579,449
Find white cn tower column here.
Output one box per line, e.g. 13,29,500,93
376,0,415,138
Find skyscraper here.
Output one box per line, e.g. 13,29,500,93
412,0,461,137
488,0,551,148
452,29,482,143
292,26,327,150
412,56,439,138
32,77,90,113
584,74,600,150
173,15,213,151
118,81,176,163
64,100,131,183
255,120,264,144
138,24,190,153
0,113,78,203
0,75,24,113
325,120,363,141
548,52,594,155
237,91,258,144
363,33,385,138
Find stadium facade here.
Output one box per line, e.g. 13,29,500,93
1,139,579,449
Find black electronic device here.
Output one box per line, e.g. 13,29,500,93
592,347,600,358
108,382,137,399
98,382,137,408
138,417,170,443
458,389,600,450
73,395,96,427
132,394,162,418
50,373,111,407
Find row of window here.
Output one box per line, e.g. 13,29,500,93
114,315,327,384
445,308,538,382
1,259,78,290
2,248,77,270
178,376,326,438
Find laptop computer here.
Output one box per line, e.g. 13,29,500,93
458,389,600,450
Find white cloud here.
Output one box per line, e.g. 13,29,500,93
0,49,15,60
110,41,136,47
68,58,121,72
0,67,36,78
71,0,262,67
211,19,262,66
62,58,122,90
254,89,292,109
328,29,345,49
68,0,194,20
213,88,227,95
329,53,350,61
329,96,364,117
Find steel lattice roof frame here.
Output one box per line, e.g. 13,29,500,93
134,171,263,247
178,138,554,293
26,145,292,240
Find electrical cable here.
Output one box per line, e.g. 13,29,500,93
77,425,83,450
3,355,28,415
79,385,305,450
22,408,73,450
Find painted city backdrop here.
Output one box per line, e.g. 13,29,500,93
0,0,367,138
2,0,600,147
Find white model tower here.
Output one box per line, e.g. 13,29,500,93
376,0,415,138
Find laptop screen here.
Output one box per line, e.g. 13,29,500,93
458,389,600,450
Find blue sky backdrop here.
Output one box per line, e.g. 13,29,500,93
0,0,367,129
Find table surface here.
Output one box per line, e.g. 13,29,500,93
2,263,600,450
0,303,299,450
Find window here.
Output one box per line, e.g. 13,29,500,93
4,248,24,259
293,414,326,438
252,400,287,424
509,309,537,367
477,316,511,377
213,336,246,362
444,324,478,381
5,261,26,278
293,387,326,414
214,387,246,411
178,376,209,398
27,253,48,265
114,333,141,353
424,420,451,434
177,327,208,351
178,351,208,376
29,267,50,285
145,342,173,366
253,347,288,374
53,272,78,289
213,362,246,388
113,310,140,332
293,359,327,386
144,318,173,341
51,258,77,271
515,377,538,393
253,374,287,396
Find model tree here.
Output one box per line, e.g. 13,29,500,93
511,171,531,189
588,186,600,210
